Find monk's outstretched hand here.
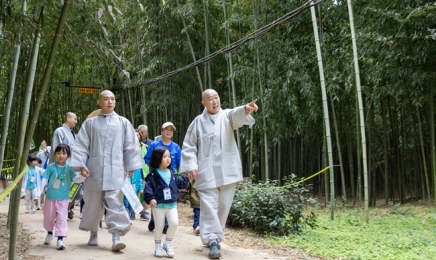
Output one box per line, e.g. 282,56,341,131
245,99,258,113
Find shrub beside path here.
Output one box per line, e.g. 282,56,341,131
0,197,315,260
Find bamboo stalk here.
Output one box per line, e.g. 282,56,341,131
347,0,369,222
9,2,72,257
310,3,335,219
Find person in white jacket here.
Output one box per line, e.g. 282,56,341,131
180,89,258,259
21,155,44,213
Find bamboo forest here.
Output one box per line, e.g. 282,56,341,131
1,0,436,258
2,0,436,204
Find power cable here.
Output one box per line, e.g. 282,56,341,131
132,0,326,89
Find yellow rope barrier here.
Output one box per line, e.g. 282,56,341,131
2,159,15,162
281,166,330,188
1,167,14,172
0,165,28,201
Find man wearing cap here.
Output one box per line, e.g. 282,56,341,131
180,89,258,259
144,122,182,233
144,122,181,172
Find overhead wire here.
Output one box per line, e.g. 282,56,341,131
131,0,326,89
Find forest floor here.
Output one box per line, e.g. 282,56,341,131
0,196,319,260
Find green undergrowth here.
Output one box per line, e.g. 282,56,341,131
271,204,436,260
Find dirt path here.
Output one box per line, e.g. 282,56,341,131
0,198,308,260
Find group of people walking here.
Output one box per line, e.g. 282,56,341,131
20,88,258,259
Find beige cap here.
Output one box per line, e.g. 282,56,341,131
161,122,176,131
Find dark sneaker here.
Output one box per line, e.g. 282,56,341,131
68,211,74,220
208,242,221,259
162,225,168,234
140,212,149,221
129,212,135,220
148,220,155,231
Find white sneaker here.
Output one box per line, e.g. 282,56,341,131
87,232,98,246
193,226,200,235
111,232,126,251
57,240,65,250
43,234,53,245
163,243,175,258
25,210,29,214
154,245,164,257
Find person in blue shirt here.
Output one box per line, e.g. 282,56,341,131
144,122,182,233
41,144,83,250
144,146,189,258
144,122,181,172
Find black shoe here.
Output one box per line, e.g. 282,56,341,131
162,225,168,234
209,242,221,259
68,211,74,220
148,220,155,231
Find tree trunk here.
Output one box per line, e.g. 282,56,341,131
347,0,368,222
417,108,430,201
9,2,71,258
381,98,390,204
310,4,335,219
252,0,268,180
0,33,21,184
430,84,435,203
176,0,204,93
203,0,212,89
330,93,346,204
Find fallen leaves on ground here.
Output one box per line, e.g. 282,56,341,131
0,213,44,260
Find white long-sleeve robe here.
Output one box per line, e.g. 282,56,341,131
180,105,255,244
180,105,255,190
69,112,143,236
70,113,144,191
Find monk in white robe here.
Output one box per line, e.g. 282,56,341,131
70,90,144,252
180,89,257,259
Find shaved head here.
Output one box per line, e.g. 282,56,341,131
99,90,114,100
201,89,221,114
202,89,218,101
98,90,116,114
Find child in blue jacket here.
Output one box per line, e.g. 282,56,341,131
144,146,189,258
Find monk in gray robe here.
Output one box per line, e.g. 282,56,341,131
70,90,144,252
49,112,77,164
180,89,258,259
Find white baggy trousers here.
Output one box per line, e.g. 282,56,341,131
198,183,237,245
79,189,131,236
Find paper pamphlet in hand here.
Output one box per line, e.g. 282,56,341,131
120,178,144,214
